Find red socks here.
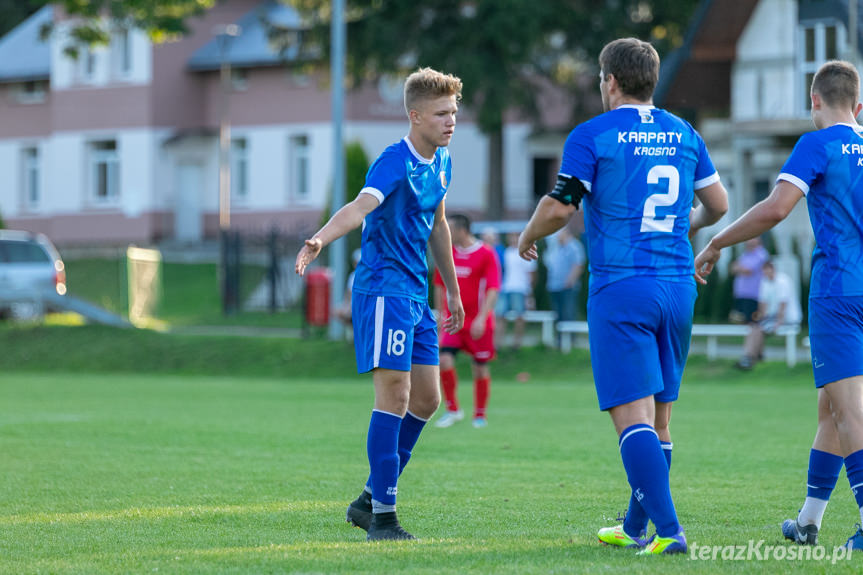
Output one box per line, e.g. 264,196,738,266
474,376,490,418
440,368,459,412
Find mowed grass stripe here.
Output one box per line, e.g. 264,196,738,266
0,369,859,574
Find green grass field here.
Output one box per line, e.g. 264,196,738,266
0,327,859,573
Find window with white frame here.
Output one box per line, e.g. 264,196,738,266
21,147,40,209
78,45,97,83
231,138,248,200
289,134,310,202
89,140,119,203
111,27,132,78
14,80,47,104
799,21,843,113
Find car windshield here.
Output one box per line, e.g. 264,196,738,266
0,240,52,263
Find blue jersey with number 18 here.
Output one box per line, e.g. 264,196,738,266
352,136,451,303
560,104,719,294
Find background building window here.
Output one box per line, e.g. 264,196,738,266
289,134,309,202
111,28,132,78
799,21,842,112
14,80,47,104
231,138,248,200
89,140,119,203
78,46,97,83
21,147,40,208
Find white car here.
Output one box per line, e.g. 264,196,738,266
0,230,66,318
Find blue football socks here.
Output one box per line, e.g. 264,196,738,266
623,440,671,537
845,449,863,525
367,409,402,513
397,411,427,474
619,424,680,538
798,449,842,528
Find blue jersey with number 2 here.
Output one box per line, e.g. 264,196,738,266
560,105,718,294
352,137,451,302
777,123,863,298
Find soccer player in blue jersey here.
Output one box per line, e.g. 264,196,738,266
695,60,863,551
518,38,728,555
295,67,465,541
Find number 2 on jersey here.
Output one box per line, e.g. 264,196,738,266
641,165,679,233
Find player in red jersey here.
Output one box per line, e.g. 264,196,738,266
433,214,501,428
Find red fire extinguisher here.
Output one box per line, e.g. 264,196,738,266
305,268,331,326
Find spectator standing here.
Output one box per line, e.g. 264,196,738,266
497,232,537,349
729,237,769,324
544,227,586,324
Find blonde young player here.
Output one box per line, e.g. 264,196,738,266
295,67,465,541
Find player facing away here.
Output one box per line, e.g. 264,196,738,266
694,60,863,551
295,67,465,541
433,214,501,428
518,38,728,555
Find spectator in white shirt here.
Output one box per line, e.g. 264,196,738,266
737,260,802,370
496,232,537,349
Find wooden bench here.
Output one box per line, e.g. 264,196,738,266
691,323,801,367
502,310,557,347
556,320,589,353
557,321,802,367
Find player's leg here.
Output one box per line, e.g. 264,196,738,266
345,294,416,539
623,400,673,542
436,341,463,427
470,360,491,427
364,303,440,540
808,296,863,550
591,278,684,553
466,316,495,427
629,279,696,555
782,389,842,545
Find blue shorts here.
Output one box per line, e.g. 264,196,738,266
352,293,439,373
809,296,863,388
587,277,697,411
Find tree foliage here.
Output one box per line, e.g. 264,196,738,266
42,0,215,57
278,0,700,216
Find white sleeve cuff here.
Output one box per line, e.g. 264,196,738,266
777,173,809,195
359,187,384,204
694,172,720,190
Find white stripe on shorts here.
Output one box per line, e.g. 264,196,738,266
373,296,385,368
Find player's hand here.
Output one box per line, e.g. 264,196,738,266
518,233,538,261
694,242,721,285
443,292,465,334
469,316,486,339
295,238,323,277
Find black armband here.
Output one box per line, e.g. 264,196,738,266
547,174,588,208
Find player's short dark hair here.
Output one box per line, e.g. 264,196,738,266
404,67,463,116
812,60,859,110
449,213,471,233
599,38,659,102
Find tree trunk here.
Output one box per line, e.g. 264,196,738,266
486,127,505,220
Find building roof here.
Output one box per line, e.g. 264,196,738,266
0,5,52,83
655,0,759,113
187,1,304,71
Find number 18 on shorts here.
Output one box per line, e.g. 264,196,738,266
352,293,439,373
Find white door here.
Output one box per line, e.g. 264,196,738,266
175,161,203,242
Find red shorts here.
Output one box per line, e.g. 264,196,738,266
440,316,496,363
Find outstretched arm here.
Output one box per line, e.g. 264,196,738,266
518,196,576,261
429,200,465,334
694,181,803,284
295,193,379,276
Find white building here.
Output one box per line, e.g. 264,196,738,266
659,0,861,283
0,1,564,246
